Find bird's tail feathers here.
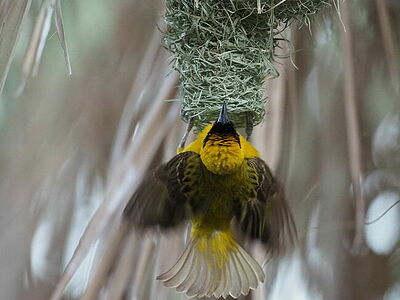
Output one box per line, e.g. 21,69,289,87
157,230,264,298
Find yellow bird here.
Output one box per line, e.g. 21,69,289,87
124,104,297,298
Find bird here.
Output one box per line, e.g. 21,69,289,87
123,103,297,298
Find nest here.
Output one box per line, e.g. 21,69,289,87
164,0,331,130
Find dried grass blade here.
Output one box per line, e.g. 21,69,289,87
104,230,141,300
340,1,365,252
128,237,157,300
0,0,32,96
17,1,53,95
80,221,129,300
110,28,163,165
0,0,11,35
53,0,72,75
375,0,400,96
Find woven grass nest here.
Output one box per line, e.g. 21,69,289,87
164,0,331,131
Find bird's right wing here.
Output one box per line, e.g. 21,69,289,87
123,151,200,229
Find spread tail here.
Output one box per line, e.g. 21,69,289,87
156,230,264,298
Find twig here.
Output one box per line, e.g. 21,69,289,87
365,199,400,225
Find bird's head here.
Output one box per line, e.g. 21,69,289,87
200,103,244,175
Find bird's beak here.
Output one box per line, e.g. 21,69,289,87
216,103,229,124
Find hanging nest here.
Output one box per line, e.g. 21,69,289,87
164,0,331,130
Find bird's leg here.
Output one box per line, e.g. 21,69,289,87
245,112,254,140
178,118,194,152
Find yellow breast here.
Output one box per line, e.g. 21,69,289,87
200,137,244,175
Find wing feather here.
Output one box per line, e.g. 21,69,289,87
235,158,298,256
123,151,199,229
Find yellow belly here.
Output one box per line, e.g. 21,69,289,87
189,161,251,235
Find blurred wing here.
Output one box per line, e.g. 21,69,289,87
123,151,198,229
234,158,298,256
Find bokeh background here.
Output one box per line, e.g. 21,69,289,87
0,0,399,300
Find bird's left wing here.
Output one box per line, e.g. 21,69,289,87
123,151,199,229
234,157,298,256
